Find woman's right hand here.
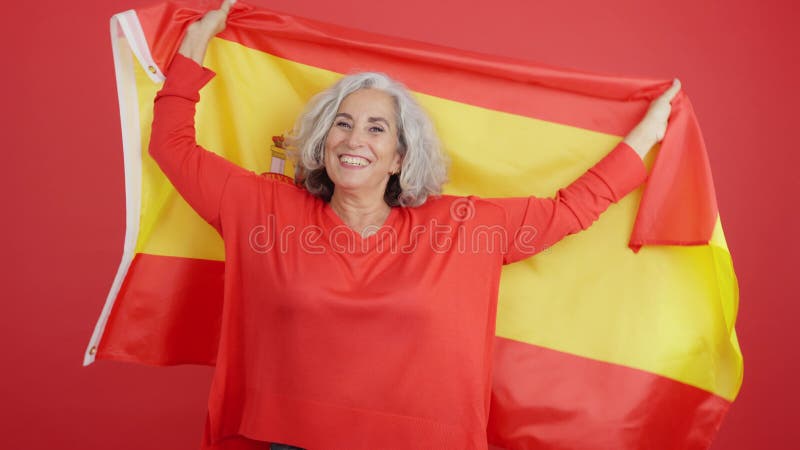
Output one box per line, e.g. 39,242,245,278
622,79,681,159
178,0,235,64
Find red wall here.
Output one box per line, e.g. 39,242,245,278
3,0,796,448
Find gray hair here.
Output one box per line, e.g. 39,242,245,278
286,72,448,207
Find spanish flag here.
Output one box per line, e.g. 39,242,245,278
85,1,742,448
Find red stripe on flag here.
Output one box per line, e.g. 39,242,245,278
97,253,224,366
138,1,658,137
488,336,730,450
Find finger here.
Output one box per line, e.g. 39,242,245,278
661,78,682,102
220,0,234,14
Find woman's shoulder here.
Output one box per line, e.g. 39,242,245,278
420,193,506,209
410,193,507,224
224,171,315,204
226,171,303,191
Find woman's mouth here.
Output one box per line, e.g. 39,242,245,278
339,155,370,168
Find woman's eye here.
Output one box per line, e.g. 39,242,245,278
335,121,351,129
369,126,385,133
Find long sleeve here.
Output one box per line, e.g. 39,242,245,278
491,142,648,265
149,53,253,234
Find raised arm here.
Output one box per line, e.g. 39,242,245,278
148,0,248,233
494,79,682,264
491,141,646,264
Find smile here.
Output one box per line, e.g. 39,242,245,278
339,155,371,167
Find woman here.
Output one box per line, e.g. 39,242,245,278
154,1,681,449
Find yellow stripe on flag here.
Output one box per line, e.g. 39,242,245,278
137,39,623,260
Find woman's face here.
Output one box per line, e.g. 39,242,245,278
323,88,403,198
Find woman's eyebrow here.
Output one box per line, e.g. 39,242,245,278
334,112,353,120
334,113,390,128
367,117,390,128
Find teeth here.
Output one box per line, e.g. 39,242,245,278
340,155,369,166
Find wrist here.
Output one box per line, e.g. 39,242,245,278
178,25,213,65
186,22,216,42
623,125,656,159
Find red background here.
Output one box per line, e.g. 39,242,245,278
2,0,797,448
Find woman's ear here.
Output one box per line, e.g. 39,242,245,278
391,153,403,175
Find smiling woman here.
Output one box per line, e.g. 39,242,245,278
144,1,682,449
290,72,448,214
289,72,448,237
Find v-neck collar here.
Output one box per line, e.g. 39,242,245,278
321,202,401,254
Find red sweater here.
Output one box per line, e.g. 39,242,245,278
151,53,648,450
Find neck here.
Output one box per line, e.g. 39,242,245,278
329,190,391,237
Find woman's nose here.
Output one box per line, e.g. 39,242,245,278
346,128,365,149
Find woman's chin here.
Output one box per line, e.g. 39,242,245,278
332,180,368,193
329,176,383,197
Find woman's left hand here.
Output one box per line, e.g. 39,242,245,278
623,78,682,159
178,0,235,65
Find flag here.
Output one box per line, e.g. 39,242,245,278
85,1,742,448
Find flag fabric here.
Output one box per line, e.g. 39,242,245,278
85,1,742,448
